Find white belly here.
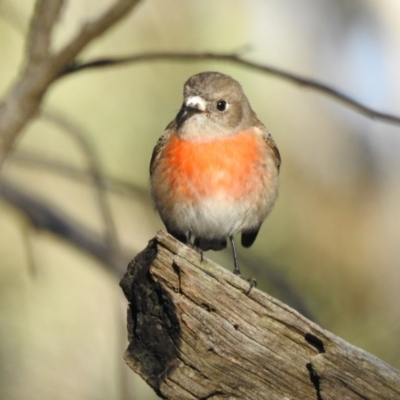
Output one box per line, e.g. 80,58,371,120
169,178,278,240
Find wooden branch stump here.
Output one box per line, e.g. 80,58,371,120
120,231,400,400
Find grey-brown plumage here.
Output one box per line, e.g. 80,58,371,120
150,71,280,276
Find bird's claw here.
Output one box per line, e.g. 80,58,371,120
246,277,257,295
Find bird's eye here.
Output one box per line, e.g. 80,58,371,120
216,100,227,112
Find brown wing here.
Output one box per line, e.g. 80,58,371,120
265,133,281,172
149,121,175,176
254,123,281,173
241,123,281,248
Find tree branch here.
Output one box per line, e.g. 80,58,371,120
0,179,128,271
0,0,142,172
41,109,121,267
8,150,149,201
26,0,65,64
120,231,400,400
62,51,400,126
52,0,142,74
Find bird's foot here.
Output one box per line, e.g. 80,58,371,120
246,277,257,295
233,268,257,295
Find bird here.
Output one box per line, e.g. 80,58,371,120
150,71,280,278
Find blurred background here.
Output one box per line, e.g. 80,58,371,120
1,0,400,399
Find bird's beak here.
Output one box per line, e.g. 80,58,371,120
176,96,206,127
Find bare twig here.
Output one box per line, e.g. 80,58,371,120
0,0,142,172
62,51,400,126
41,109,121,266
0,0,65,171
52,0,142,73
9,150,149,201
0,180,129,272
21,221,38,276
27,0,64,63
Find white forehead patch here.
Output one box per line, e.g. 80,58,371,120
185,96,206,111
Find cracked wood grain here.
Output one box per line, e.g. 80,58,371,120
120,231,400,400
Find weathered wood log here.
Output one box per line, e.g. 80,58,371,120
120,231,400,400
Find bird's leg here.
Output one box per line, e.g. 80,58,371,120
187,231,204,263
229,235,257,293
229,235,241,275
187,231,194,246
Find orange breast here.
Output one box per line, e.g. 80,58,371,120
159,132,266,201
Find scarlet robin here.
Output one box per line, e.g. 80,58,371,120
150,71,281,277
